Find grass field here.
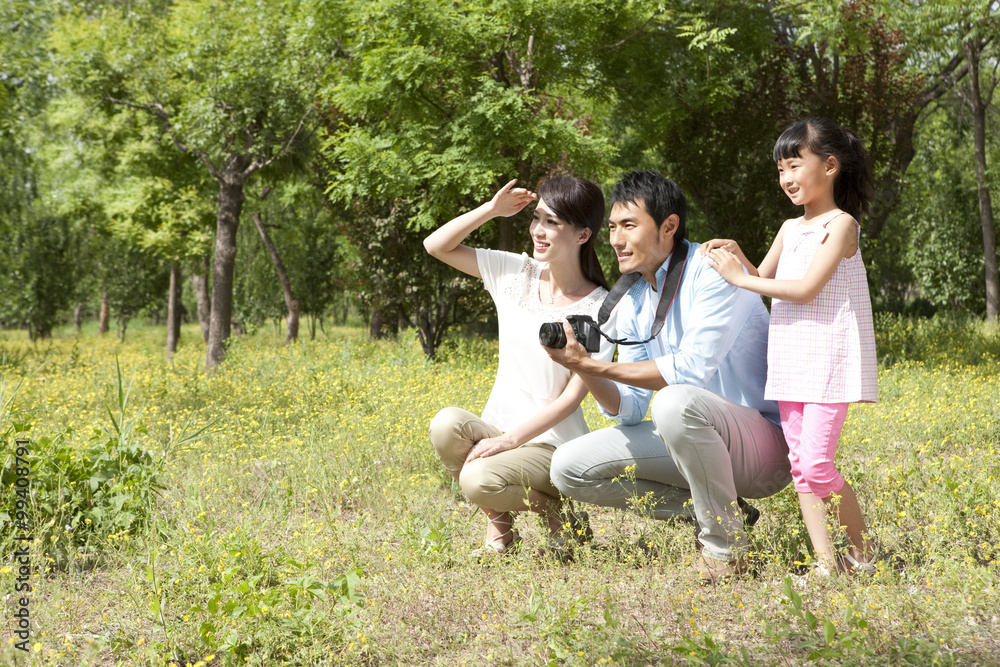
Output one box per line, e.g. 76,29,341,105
1,317,998,666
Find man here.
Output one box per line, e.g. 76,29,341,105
545,170,791,582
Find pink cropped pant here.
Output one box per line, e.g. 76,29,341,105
778,401,849,498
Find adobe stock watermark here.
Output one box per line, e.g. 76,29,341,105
7,438,33,653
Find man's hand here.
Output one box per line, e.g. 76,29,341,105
542,321,590,371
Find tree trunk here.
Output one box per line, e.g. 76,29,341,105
252,211,300,343
206,164,249,370
964,37,999,320
166,262,182,360
190,255,212,344
73,302,85,333
369,307,384,339
98,291,110,335
369,306,397,339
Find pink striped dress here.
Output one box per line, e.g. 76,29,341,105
765,211,878,404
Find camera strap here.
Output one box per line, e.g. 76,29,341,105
597,239,688,346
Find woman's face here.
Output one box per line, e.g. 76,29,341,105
528,198,591,266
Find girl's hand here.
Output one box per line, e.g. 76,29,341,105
465,434,519,462
705,247,746,285
489,179,537,218
700,238,742,256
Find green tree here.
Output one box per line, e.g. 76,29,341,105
319,0,614,357
0,1,75,338
879,0,999,317
589,0,926,263
0,214,79,339
233,177,358,340
51,0,345,368
101,122,215,356
957,19,999,319
96,238,170,341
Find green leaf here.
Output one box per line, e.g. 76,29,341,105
823,619,836,645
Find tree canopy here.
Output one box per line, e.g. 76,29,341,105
1,0,997,358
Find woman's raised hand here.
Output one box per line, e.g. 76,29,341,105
489,179,537,218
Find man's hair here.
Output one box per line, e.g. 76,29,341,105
611,170,687,242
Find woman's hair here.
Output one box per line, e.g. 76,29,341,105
772,118,875,221
537,177,609,290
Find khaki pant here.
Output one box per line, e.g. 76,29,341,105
429,407,559,512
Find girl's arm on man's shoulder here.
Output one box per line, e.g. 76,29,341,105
706,215,855,303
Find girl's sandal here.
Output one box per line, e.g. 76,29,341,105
792,562,836,589
842,548,879,575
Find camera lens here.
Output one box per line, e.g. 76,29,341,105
538,322,567,348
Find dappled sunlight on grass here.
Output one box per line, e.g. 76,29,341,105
1,320,998,665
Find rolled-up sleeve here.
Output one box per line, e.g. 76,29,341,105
599,300,653,426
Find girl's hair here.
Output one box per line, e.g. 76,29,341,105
772,118,875,221
537,177,609,290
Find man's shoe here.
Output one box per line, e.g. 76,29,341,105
737,497,761,529
691,553,749,585
691,499,760,551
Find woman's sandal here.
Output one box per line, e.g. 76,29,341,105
471,516,521,560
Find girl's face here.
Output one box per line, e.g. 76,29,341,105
529,198,590,265
777,147,838,209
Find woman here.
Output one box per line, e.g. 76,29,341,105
424,176,616,557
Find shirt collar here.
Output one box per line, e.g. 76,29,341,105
652,253,674,292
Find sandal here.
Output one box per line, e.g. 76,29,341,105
471,515,521,560
691,552,749,585
842,547,879,575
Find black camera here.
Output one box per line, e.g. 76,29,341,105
539,314,602,353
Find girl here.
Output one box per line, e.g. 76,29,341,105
702,118,878,576
424,177,616,558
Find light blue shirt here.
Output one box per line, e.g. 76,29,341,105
606,240,779,426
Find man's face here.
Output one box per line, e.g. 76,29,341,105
608,199,675,283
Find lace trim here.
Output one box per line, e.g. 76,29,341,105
500,256,608,320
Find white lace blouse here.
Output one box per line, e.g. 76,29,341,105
476,249,617,446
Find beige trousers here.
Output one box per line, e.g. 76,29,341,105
428,407,559,512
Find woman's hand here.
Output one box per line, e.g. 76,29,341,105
488,179,537,218
465,434,519,463
705,247,747,285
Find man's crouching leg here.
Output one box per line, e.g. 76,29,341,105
652,385,789,581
